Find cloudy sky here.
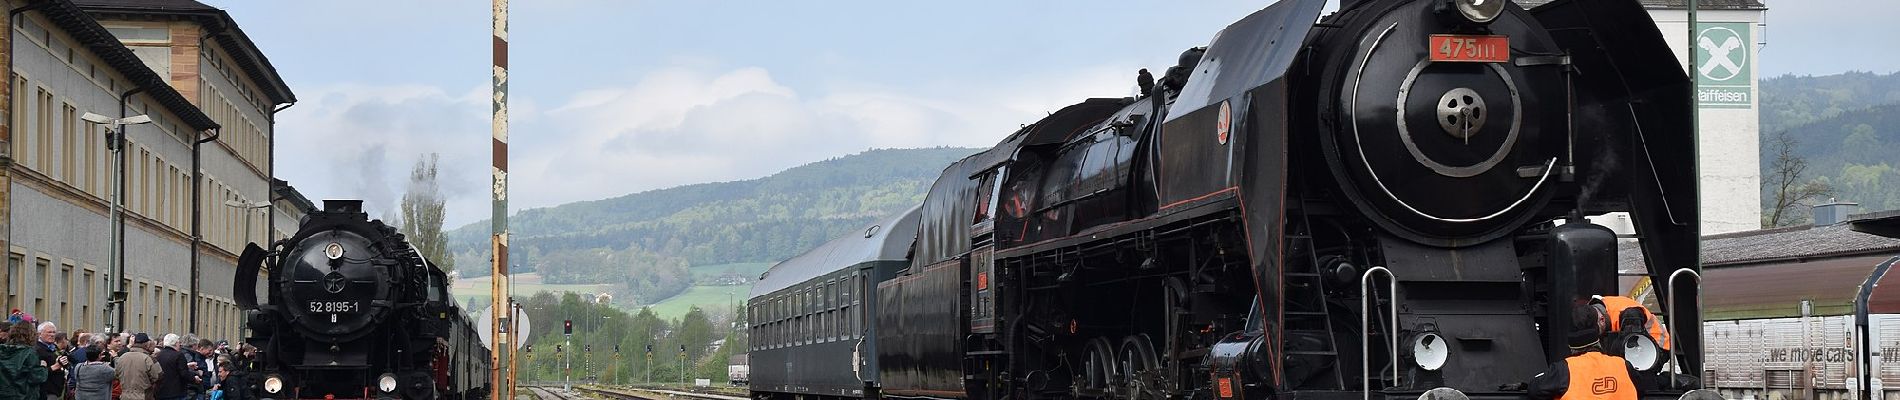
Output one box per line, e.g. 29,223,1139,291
204,0,1894,228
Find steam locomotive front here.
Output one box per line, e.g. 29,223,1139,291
248,200,425,399
1203,0,1704,398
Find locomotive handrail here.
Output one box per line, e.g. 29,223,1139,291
1361,266,1397,400
1664,268,1702,378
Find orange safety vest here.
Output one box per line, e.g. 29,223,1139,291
1597,296,1671,351
1562,352,1638,400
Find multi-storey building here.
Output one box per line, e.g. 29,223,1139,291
0,0,293,341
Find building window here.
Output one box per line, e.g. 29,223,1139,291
38,88,53,172
102,25,169,44
9,77,24,165
82,269,94,330
62,104,76,184
5,254,21,313
59,263,72,329
33,258,49,320
85,123,99,196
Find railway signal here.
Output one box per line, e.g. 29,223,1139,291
563,320,573,335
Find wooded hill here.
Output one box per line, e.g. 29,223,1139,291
444,147,979,304
1759,71,1900,219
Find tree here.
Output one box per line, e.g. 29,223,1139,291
402,153,454,271
1763,131,1833,227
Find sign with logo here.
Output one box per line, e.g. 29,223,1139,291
1694,22,1752,109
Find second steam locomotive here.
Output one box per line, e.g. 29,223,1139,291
749,0,1710,399
234,200,491,400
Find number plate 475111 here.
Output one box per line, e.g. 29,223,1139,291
1430,34,1509,63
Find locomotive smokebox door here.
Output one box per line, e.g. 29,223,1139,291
1318,0,1569,247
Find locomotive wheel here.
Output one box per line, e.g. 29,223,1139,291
1118,334,1164,399
1082,337,1119,394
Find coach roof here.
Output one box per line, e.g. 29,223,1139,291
751,206,921,300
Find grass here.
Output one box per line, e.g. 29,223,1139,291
690,262,771,279
646,285,750,319
450,273,617,308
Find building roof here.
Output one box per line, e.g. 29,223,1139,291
72,0,297,105
31,0,218,131
270,179,316,213
1618,214,1900,320
1701,222,1900,266
1514,0,1765,10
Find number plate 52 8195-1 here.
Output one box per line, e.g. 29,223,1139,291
1429,34,1509,63
309,301,359,313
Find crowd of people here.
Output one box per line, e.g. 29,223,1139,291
0,311,256,400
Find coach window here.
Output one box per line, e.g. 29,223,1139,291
798,289,805,343
822,280,833,340
775,296,784,348
812,286,823,343
810,285,820,343
828,279,839,340
849,274,861,339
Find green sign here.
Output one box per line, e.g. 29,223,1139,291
1695,22,1752,109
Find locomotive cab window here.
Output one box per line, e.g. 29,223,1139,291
973,170,998,223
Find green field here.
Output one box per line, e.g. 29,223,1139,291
449,273,617,309
647,285,750,319
690,262,771,279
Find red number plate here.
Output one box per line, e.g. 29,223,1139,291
1430,34,1510,63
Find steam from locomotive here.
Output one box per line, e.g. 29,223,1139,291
746,0,1711,399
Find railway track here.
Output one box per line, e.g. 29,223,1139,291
574,384,749,400
523,386,569,400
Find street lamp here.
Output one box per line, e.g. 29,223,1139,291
82,112,151,334
222,199,270,247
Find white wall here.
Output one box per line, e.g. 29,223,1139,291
1649,8,1768,235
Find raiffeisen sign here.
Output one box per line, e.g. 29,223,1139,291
1696,21,1753,109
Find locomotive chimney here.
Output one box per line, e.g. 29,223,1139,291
324,199,366,214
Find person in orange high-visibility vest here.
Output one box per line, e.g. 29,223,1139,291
1593,295,1670,351
1529,304,1642,400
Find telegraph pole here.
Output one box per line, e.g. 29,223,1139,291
490,0,512,398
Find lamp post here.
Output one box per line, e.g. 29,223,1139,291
82,112,151,334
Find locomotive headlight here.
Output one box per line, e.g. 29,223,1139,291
1451,0,1506,24
263,374,284,394
1622,334,1662,372
324,242,345,260
1419,387,1470,400
1411,333,1450,371
377,373,399,393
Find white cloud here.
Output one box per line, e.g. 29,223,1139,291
509,62,1137,217
278,61,1139,228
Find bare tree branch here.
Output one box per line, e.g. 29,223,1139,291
1764,131,1833,227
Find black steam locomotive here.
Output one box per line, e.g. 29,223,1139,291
234,200,491,400
749,0,1710,399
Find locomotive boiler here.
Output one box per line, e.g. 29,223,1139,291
747,0,1712,399
234,200,491,400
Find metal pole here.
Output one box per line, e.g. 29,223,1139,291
510,300,520,400
490,0,512,397
106,125,124,333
